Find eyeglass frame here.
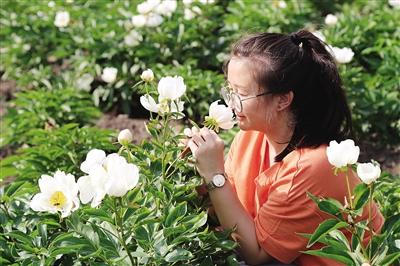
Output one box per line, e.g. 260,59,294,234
220,83,273,113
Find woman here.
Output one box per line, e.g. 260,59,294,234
187,29,384,265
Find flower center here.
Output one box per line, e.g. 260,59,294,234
49,191,67,208
204,116,219,132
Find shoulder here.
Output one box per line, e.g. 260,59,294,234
272,145,339,201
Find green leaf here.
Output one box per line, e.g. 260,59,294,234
6,231,33,246
302,247,355,265
165,202,187,227
380,251,400,266
164,248,193,262
318,198,344,218
307,219,349,248
353,183,370,210
83,208,113,224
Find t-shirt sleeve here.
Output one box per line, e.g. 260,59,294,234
254,165,324,264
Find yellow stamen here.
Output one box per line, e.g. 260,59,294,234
49,191,67,208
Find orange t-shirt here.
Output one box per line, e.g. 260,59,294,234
224,130,384,265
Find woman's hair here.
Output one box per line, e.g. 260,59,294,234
224,29,354,162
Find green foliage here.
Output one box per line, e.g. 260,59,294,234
1,87,101,147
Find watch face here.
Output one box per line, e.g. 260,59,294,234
213,174,225,187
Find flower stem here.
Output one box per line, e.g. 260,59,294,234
368,183,374,260
345,171,353,209
114,198,135,265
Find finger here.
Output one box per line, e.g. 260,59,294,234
191,135,205,146
187,139,198,155
200,127,214,142
209,129,220,140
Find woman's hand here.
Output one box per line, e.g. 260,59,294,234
187,127,225,181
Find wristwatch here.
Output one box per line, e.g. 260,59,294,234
206,174,226,192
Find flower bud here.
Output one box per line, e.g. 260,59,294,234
140,69,154,82
118,129,133,145
356,162,381,185
101,67,118,83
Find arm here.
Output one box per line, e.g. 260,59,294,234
188,128,272,265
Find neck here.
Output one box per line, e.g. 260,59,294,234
264,113,294,161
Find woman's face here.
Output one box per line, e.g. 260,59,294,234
226,58,276,132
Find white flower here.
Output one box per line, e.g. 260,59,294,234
75,73,93,91
146,13,163,27
205,100,236,131
389,0,400,9
137,0,160,14
184,8,196,20
199,0,215,4
140,94,159,113
124,30,143,47
357,163,381,185
326,139,360,168
131,15,147,27
312,31,326,42
140,69,154,82
330,46,354,64
103,154,140,197
325,14,338,25
77,165,108,207
395,239,400,249
48,1,55,8
155,0,177,17
118,129,133,145
80,149,106,174
54,11,70,28
157,76,186,101
78,153,140,204
278,1,287,8
170,99,184,113
30,171,80,217
101,67,118,83
361,263,371,266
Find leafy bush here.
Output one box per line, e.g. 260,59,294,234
1,87,101,147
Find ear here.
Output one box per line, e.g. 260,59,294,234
276,91,294,111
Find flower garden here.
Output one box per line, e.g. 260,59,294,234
0,0,399,265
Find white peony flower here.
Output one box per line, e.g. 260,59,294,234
395,239,400,249
137,0,160,14
326,139,360,168
157,76,186,101
146,13,163,27
389,0,400,8
325,14,338,25
278,1,287,8
75,73,93,91
170,99,184,113
184,8,196,20
30,171,80,217
140,69,154,82
204,100,236,131
54,11,70,28
80,149,106,174
48,1,55,8
78,153,140,204
140,94,159,113
101,67,118,83
330,46,354,64
103,154,140,197
312,31,326,42
118,129,133,145
124,30,143,47
357,163,381,185
155,0,177,17
77,165,108,208
131,15,147,27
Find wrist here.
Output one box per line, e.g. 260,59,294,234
203,170,225,183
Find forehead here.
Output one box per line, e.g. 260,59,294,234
227,58,256,91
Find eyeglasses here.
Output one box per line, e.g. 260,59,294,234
220,84,273,113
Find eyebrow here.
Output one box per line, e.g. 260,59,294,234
227,81,247,89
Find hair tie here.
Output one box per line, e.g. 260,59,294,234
290,33,303,47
